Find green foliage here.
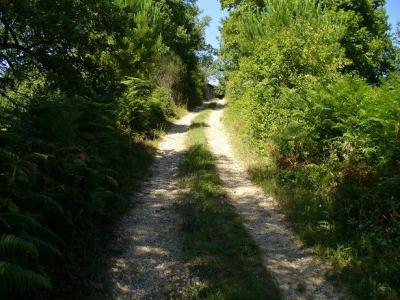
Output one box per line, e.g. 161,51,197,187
220,0,265,10
0,262,51,294
222,0,399,298
0,93,158,296
118,78,177,136
0,0,208,296
322,0,395,83
0,234,53,295
221,0,394,83
0,0,120,96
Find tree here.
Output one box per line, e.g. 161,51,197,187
221,1,400,298
0,0,207,297
322,0,395,83
221,0,395,83
220,0,265,10
0,0,121,98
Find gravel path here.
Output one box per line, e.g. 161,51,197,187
206,99,344,300
109,110,201,300
108,99,344,300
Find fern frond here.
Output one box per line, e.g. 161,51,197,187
0,213,64,246
0,235,39,260
0,261,51,293
34,194,65,220
122,77,152,98
20,234,62,259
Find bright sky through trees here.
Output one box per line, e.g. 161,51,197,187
386,0,400,31
197,0,228,49
198,0,400,48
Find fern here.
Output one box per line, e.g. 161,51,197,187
34,194,65,220
0,212,64,246
122,77,152,98
0,235,39,260
0,261,51,293
20,234,62,259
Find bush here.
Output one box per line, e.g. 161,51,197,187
117,78,178,137
222,0,400,297
228,67,400,299
0,0,207,296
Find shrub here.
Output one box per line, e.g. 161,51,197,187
117,78,178,137
222,0,400,297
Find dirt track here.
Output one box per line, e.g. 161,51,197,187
109,100,344,299
109,109,201,299
206,99,343,300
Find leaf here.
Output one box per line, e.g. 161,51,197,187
0,261,51,293
0,235,39,260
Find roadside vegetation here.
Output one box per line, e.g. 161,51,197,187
220,0,400,299
0,0,210,298
176,104,281,299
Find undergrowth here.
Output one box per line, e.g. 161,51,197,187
0,0,207,297
224,97,400,300
0,94,163,299
176,104,281,299
220,1,399,298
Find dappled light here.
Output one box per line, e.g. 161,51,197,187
109,110,201,299
1,0,399,299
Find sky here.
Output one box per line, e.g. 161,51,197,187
197,0,228,49
197,0,400,49
386,0,400,32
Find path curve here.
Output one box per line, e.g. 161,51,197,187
206,99,344,300
109,110,201,299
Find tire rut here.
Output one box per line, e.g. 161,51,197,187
205,99,345,300
109,109,201,300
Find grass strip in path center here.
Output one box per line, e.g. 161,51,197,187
175,103,281,299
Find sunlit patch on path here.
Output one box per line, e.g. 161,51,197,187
109,109,203,299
